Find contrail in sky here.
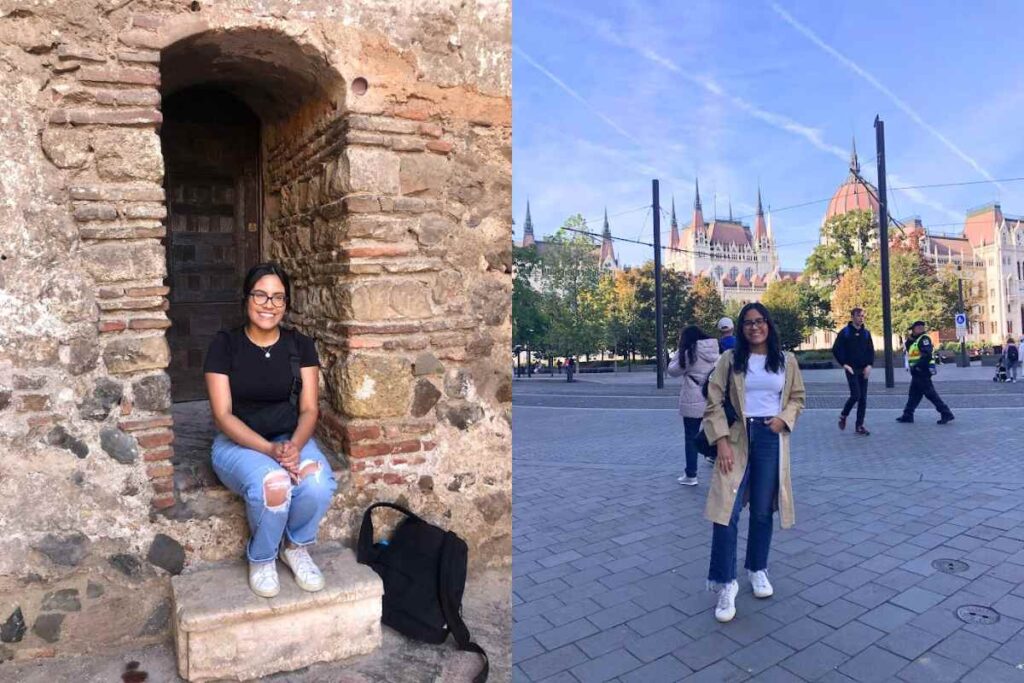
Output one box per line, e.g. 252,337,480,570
770,2,1003,193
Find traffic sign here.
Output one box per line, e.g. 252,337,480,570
955,312,967,339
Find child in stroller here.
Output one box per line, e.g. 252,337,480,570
994,361,1009,382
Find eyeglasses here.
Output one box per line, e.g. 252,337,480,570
742,318,767,329
248,291,287,307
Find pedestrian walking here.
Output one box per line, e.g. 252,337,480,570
667,326,720,487
897,320,954,424
832,307,874,435
556,359,563,375
717,317,736,352
565,356,574,383
703,303,806,623
1002,338,1019,383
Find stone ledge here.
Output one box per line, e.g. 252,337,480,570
171,548,382,681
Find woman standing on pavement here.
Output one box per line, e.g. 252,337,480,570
667,326,720,486
702,303,806,622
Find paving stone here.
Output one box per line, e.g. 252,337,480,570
673,632,739,671
779,641,848,680
836,645,908,682
875,624,944,660
576,625,640,659
857,603,917,632
890,586,946,613
684,658,751,682
931,629,1000,667
749,665,804,682
773,616,835,650
845,583,899,609
535,618,600,651
587,601,646,630
821,620,885,656
624,626,688,663
963,613,1024,644
625,606,683,637
618,655,692,683
960,658,1024,683
895,652,970,683
810,599,869,629
727,636,795,675
568,647,641,683
514,637,545,664
519,644,589,681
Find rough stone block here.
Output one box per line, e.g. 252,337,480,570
83,241,165,282
94,129,163,182
103,336,170,374
400,153,448,196
171,548,382,682
41,128,91,169
335,355,411,418
346,146,400,195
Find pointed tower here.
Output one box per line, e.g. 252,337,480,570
522,200,536,248
753,186,768,245
849,137,860,175
728,199,733,222
669,196,680,251
693,178,706,240
599,208,617,269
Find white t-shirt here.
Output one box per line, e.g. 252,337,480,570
745,353,785,417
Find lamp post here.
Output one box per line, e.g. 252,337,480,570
956,265,968,368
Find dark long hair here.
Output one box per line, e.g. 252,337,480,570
677,325,710,368
733,302,785,374
241,262,292,312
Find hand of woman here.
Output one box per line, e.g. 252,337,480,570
716,439,734,474
272,441,300,475
766,417,786,434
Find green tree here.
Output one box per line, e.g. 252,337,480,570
538,215,605,359
860,244,962,343
512,245,548,352
599,270,640,361
691,276,726,336
632,262,693,356
805,209,877,285
831,266,870,328
762,280,809,351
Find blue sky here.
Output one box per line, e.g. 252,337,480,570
513,1,1024,270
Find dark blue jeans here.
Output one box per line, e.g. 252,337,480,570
708,418,780,585
682,417,701,478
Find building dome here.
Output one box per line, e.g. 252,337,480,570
824,140,879,223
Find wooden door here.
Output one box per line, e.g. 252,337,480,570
162,88,261,402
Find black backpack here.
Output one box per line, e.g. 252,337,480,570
357,502,489,682
1009,345,1019,364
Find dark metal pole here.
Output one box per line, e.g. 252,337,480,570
874,117,895,388
653,179,664,389
957,275,968,367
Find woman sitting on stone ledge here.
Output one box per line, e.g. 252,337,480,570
204,262,337,598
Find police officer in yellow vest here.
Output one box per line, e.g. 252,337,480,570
897,320,955,424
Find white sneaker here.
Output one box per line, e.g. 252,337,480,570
678,476,699,486
715,581,738,622
248,561,280,598
280,546,325,592
749,569,774,598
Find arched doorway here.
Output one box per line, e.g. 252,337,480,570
162,87,261,402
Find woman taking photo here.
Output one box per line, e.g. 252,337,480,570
667,325,719,486
204,263,337,597
702,303,805,622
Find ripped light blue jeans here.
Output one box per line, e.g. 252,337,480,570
211,433,337,564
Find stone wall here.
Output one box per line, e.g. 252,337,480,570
0,0,510,660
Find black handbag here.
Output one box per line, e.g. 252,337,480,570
234,329,303,438
694,361,737,458
357,502,489,682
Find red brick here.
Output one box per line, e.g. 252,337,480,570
350,461,366,472
79,66,160,86
418,123,443,138
349,442,392,459
342,244,415,259
394,103,431,121
98,321,127,333
98,287,124,299
426,139,453,154
120,399,133,416
134,227,166,239
129,318,172,330
151,477,174,493
118,416,173,432
136,430,174,449
143,447,173,462
345,337,384,349
130,14,164,30
382,473,408,485
391,458,407,465
146,463,173,479
343,425,381,443
27,414,56,429
343,322,422,336
51,108,162,126
392,440,422,454
151,493,176,510
125,286,170,297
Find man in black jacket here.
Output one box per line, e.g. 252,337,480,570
832,308,874,435
897,320,954,425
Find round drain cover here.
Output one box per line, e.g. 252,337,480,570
932,559,969,574
956,605,1000,625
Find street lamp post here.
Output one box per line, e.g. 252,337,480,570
957,267,968,368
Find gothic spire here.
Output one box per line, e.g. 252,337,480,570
669,196,680,250
522,200,536,247
694,178,702,211
850,137,860,175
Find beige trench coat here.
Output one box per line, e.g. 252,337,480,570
702,350,806,529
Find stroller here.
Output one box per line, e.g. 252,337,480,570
993,361,1009,383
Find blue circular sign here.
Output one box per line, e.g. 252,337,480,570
955,313,966,325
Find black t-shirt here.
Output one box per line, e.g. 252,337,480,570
203,327,319,423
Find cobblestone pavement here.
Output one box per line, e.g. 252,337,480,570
512,368,1024,682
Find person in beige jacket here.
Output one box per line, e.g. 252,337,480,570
701,303,806,623
667,326,720,486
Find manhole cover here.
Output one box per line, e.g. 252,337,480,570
956,605,1000,625
932,559,969,574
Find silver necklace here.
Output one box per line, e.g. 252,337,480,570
246,329,280,359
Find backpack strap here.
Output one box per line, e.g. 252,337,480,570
356,502,425,565
286,328,302,408
439,532,489,683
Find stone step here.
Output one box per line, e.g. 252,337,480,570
171,547,383,682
